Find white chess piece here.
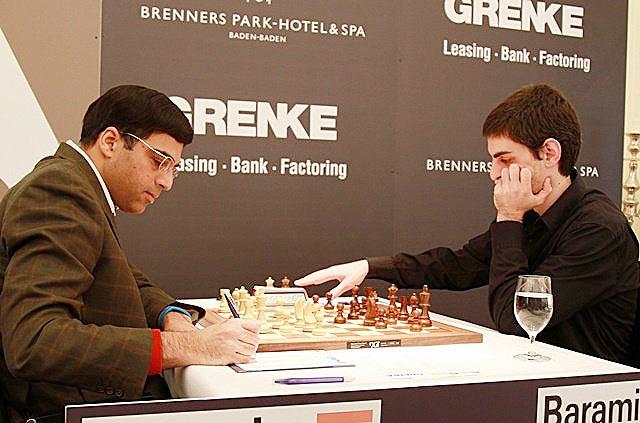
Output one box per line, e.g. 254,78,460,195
275,296,285,318
280,310,293,333
312,308,325,336
303,299,316,332
265,277,275,288
238,286,249,315
256,298,272,333
244,296,256,318
218,288,231,316
294,298,305,328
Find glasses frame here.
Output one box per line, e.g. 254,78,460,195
122,132,179,178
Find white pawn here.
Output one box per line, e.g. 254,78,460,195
257,307,272,334
259,321,273,334
245,296,256,318
312,308,325,336
232,288,241,307
238,286,249,315
218,288,231,316
303,299,316,332
294,298,305,328
275,296,285,319
272,314,282,329
280,310,294,333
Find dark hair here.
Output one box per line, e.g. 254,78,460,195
79,85,193,148
482,84,581,176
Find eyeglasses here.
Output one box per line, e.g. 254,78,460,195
122,132,179,178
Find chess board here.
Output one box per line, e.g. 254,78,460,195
255,310,482,352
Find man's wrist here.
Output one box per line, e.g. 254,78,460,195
158,306,192,330
496,212,524,223
163,312,196,332
161,330,195,369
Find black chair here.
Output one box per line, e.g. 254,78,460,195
626,263,640,368
0,386,9,423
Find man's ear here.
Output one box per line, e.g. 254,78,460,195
95,127,120,158
541,138,562,168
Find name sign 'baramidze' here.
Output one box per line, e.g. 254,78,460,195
444,0,584,38
537,381,640,423
170,96,338,141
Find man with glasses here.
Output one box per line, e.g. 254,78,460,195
0,85,260,422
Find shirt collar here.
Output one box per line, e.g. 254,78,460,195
538,168,586,233
65,140,117,216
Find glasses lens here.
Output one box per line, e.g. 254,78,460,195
159,157,179,178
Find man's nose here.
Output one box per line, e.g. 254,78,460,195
489,162,501,182
157,172,174,191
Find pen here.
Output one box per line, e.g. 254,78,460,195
274,376,354,385
223,292,241,318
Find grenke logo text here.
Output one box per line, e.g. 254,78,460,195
444,0,584,38
171,97,337,141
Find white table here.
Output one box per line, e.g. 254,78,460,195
166,312,636,397
160,303,639,422
66,302,640,422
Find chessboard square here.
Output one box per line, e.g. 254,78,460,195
347,327,371,332
260,334,280,340
283,333,308,338
332,332,356,337
382,330,404,335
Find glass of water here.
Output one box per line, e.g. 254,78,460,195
513,275,553,362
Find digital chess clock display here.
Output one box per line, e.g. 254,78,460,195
262,287,308,306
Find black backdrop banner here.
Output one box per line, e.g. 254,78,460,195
101,0,627,327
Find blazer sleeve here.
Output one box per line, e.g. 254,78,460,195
128,260,175,328
0,165,151,399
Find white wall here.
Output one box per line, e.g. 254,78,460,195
0,28,57,188
623,0,640,234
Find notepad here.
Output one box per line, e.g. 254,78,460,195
230,350,355,373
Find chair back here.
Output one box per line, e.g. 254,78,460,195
627,263,640,368
0,385,9,423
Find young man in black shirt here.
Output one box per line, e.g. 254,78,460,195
295,84,639,364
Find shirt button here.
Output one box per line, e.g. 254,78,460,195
105,387,115,396
115,389,124,398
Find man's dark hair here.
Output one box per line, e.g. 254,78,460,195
482,84,581,176
79,85,193,148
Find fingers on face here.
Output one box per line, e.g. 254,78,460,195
500,167,510,184
520,167,532,186
508,163,520,183
537,177,553,198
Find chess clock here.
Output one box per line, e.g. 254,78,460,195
260,286,309,306
256,276,309,306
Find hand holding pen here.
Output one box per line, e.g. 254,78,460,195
190,293,259,364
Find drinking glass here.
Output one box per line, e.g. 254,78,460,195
513,275,553,361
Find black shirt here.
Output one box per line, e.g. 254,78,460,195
367,173,639,363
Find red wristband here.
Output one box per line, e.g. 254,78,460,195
147,329,163,375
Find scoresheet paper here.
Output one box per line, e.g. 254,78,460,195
230,350,355,373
